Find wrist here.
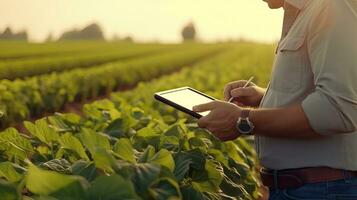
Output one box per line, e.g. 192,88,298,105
249,109,261,135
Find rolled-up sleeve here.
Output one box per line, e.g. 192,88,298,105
302,0,357,135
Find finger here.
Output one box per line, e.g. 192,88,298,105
219,133,239,141
224,80,256,101
198,112,226,130
223,81,247,101
224,84,235,101
208,128,236,141
205,121,232,133
197,116,210,128
207,127,227,135
237,102,245,107
231,100,245,107
230,87,255,98
228,80,256,88
231,99,245,106
208,126,238,139
192,101,217,112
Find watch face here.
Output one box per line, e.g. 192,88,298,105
239,123,252,133
237,120,253,134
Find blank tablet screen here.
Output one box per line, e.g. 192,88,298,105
159,88,214,117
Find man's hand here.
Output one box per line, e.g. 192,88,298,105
193,100,241,141
223,80,266,107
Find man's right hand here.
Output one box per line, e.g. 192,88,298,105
223,80,266,107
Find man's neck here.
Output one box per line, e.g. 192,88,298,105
281,2,300,38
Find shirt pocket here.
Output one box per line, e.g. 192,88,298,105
270,36,306,93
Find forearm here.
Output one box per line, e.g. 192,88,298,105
249,104,323,139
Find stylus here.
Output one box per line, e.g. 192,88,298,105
228,76,254,103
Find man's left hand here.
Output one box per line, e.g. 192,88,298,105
193,100,241,141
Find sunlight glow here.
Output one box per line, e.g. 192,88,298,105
0,0,283,43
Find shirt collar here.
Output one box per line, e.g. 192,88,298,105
285,0,309,10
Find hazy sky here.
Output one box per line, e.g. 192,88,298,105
0,0,284,43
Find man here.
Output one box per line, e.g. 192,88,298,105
193,0,357,199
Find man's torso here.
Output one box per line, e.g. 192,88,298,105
256,0,357,170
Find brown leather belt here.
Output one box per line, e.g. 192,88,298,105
260,167,357,189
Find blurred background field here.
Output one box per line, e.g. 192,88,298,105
0,0,280,199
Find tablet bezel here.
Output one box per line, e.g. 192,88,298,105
154,87,216,119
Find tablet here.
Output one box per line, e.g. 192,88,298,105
154,87,215,118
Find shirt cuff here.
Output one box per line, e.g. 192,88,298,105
301,91,345,135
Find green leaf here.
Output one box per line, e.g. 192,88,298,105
104,117,131,138
58,113,82,125
0,128,33,162
203,191,236,200
149,149,175,172
0,180,19,200
26,162,89,199
148,178,181,200
48,113,82,132
186,148,206,171
132,107,145,120
208,149,229,168
36,145,50,156
173,152,193,182
163,123,185,138
222,141,246,164
113,138,136,163
181,186,204,200
222,165,241,185
91,148,117,173
55,148,66,160
131,107,150,128
40,159,72,174
138,145,155,163
136,126,160,137
71,161,98,182
0,162,22,182
78,128,110,155
88,174,140,200
235,138,256,158
132,163,161,196
228,158,250,179
24,119,59,146
192,160,224,193
219,173,247,198
189,137,208,150
134,127,161,149
159,135,179,151
59,133,89,161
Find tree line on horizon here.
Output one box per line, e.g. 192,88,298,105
0,22,197,42
0,27,28,41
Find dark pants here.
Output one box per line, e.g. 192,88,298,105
269,177,357,200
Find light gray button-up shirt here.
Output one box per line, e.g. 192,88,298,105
257,0,357,170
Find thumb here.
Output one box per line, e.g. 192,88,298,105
193,101,217,112
230,87,255,98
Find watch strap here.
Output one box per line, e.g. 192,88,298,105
241,109,251,119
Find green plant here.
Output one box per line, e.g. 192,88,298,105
0,41,275,199
0,43,225,128
0,99,259,199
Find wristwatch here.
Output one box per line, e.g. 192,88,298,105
236,109,254,135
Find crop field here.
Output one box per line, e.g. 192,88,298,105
0,41,274,200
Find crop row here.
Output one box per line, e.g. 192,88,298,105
0,43,177,80
0,44,271,199
0,101,257,199
0,41,137,60
115,43,274,122
0,44,226,128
